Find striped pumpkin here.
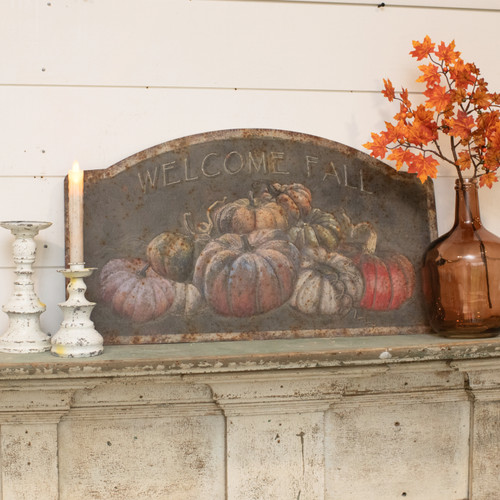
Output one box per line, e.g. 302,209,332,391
193,229,300,317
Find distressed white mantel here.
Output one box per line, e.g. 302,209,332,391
0,334,499,500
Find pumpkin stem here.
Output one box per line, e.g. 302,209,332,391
183,212,196,235
351,222,377,254
183,197,226,237
251,180,266,195
248,191,256,206
240,234,253,253
265,181,281,198
205,197,226,235
138,263,150,277
251,180,281,198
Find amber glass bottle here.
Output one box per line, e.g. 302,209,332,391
422,178,500,337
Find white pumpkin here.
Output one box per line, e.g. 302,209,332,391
290,247,363,316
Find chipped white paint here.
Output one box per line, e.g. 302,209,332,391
0,340,498,499
51,266,103,358
0,221,52,353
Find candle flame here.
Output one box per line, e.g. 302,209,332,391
72,161,80,172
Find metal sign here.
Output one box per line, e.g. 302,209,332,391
78,129,437,344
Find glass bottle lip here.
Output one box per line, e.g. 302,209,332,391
454,178,478,189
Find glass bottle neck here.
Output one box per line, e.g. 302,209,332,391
454,179,482,228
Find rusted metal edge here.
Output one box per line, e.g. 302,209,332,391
0,334,498,380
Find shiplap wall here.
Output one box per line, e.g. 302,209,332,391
1,0,499,335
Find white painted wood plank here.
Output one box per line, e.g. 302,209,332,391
0,85,447,177
1,1,499,91
236,0,500,9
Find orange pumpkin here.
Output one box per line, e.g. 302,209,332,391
193,229,300,317
259,182,312,223
100,258,175,322
212,192,288,235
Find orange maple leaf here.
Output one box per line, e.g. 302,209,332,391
484,149,500,171
456,151,471,171
424,85,452,113
417,63,441,88
407,154,439,183
400,88,412,108
435,40,460,65
406,119,437,146
410,36,435,61
387,148,417,170
413,104,436,125
471,87,492,109
450,88,467,104
383,121,409,144
363,132,389,159
449,59,476,89
479,171,497,188
486,121,500,149
447,110,475,141
477,111,500,139
382,79,395,101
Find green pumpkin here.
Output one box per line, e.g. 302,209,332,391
288,208,347,252
146,232,194,282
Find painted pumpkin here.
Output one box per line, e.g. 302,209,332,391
146,231,194,282
193,228,300,317
288,208,345,252
355,252,416,311
100,258,175,322
290,247,363,316
170,282,204,315
213,192,288,235
259,182,312,223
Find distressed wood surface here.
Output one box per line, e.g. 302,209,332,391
0,337,493,499
0,339,498,499
0,334,499,378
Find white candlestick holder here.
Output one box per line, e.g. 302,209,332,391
0,221,52,353
51,263,103,357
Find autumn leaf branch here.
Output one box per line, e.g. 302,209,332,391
364,36,500,189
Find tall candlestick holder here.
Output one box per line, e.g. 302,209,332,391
51,263,103,357
0,221,52,353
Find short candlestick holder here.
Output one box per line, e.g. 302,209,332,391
0,221,52,353
51,263,103,357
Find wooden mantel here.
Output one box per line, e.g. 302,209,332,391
0,334,499,499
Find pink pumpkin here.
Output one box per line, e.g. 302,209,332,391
100,258,176,322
